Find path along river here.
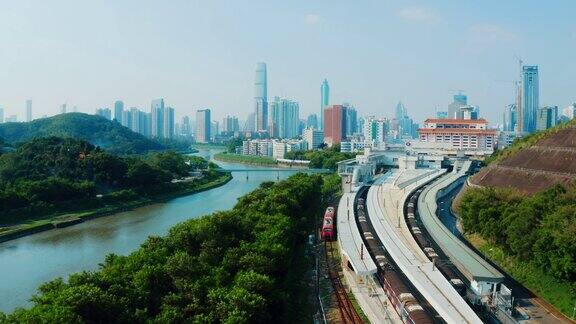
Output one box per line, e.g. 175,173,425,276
0,148,305,313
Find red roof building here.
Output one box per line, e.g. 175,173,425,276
418,119,496,150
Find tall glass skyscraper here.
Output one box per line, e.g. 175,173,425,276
520,65,539,133
254,63,268,132
114,100,124,124
151,98,165,138
196,109,211,143
320,79,329,130
25,99,32,122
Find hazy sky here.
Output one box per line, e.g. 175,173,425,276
1,0,575,125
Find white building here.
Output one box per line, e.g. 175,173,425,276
303,128,324,149
340,140,366,153
418,118,496,154
363,117,387,148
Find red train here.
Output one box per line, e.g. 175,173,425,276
321,207,335,241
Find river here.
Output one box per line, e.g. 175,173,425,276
0,148,302,313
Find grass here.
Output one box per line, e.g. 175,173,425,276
466,233,576,317
213,152,277,165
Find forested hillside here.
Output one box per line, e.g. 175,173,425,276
0,173,340,323
0,113,164,155
0,137,215,224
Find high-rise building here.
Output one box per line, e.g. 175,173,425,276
303,128,324,150
25,99,32,122
536,106,558,131
181,116,192,137
114,100,124,124
395,101,407,121
344,104,358,136
222,115,240,133
448,93,467,119
0,107,4,123
364,117,388,145
323,105,347,147
151,98,165,138
436,111,448,119
503,104,517,132
254,63,268,132
163,106,175,139
196,109,211,143
245,112,256,132
306,114,318,130
211,121,219,138
519,66,539,133
320,79,329,130
95,108,112,120
60,104,67,114
122,110,132,129
268,97,300,139
129,108,140,133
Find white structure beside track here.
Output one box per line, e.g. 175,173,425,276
367,169,483,323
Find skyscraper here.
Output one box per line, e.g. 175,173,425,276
95,107,112,120
536,106,558,131
0,107,4,123
448,93,467,119
114,100,124,124
344,104,357,136
26,99,32,122
503,104,517,132
395,101,407,121
268,97,300,139
306,114,318,130
222,116,240,133
60,104,67,114
520,66,539,133
163,107,175,139
254,63,268,132
181,116,192,137
320,79,329,130
323,105,347,147
151,98,165,138
196,109,211,143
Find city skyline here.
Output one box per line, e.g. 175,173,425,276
1,2,575,124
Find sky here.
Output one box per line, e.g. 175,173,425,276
1,0,575,125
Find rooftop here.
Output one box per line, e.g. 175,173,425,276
423,118,488,124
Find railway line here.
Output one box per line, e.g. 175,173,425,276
364,169,482,323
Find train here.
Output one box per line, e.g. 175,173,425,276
406,188,466,295
321,207,335,241
356,194,434,324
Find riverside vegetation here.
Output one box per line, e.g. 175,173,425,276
0,173,342,323
0,137,229,232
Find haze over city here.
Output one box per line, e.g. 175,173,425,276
1,0,575,123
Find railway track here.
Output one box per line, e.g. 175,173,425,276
325,240,364,324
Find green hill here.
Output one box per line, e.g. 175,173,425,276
0,113,163,154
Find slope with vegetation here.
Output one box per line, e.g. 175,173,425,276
0,173,341,323
458,120,576,316
0,137,229,232
0,113,164,155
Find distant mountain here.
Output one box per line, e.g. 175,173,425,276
471,119,576,193
0,113,164,155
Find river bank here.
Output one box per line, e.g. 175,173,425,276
213,152,278,166
0,172,232,244
0,148,305,313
